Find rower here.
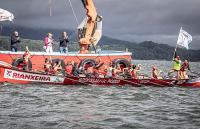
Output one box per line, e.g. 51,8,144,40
113,64,122,78
53,61,62,75
86,63,95,77
133,64,144,79
123,64,132,79
65,61,73,76
72,62,79,76
129,64,138,79
94,59,105,78
105,63,113,78
180,60,190,79
152,66,163,79
22,46,31,71
44,57,52,74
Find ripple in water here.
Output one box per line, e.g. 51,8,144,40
0,60,200,129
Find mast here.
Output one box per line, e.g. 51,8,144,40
79,0,101,54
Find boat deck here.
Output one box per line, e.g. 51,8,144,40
0,50,132,57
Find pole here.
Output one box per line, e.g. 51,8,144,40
187,49,190,62
49,0,52,16
172,44,178,62
172,27,182,62
0,24,2,35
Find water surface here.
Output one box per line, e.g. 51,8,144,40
0,60,200,129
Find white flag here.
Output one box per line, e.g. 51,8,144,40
177,28,192,50
0,8,14,22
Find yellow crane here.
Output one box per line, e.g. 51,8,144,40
79,0,102,54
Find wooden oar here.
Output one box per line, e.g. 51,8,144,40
110,74,158,87
0,61,12,68
138,73,175,87
64,76,100,86
115,77,147,87
190,71,200,76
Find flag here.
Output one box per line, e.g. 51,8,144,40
177,27,192,50
0,8,14,22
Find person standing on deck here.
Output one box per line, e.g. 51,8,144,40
59,32,69,54
44,33,54,53
10,31,21,52
172,56,181,79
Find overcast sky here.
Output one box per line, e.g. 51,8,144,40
1,0,200,49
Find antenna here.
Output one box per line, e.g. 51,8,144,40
49,0,52,16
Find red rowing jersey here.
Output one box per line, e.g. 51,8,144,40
65,65,73,75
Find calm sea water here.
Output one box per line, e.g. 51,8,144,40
0,60,200,129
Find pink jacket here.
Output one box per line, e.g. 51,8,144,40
44,37,52,47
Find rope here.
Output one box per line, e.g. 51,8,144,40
67,0,80,26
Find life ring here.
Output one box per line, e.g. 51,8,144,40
112,58,130,68
12,58,32,71
51,58,65,69
79,58,96,70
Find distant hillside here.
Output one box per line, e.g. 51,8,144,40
0,26,75,41
99,36,200,61
0,26,200,61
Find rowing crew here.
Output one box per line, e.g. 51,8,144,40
43,62,171,80
19,48,190,80
42,61,162,80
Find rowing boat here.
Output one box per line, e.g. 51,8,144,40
0,64,199,87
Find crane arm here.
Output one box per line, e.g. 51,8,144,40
79,0,98,53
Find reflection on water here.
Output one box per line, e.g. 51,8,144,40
0,60,200,129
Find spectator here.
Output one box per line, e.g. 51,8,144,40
44,33,54,53
59,32,69,53
11,31,20,52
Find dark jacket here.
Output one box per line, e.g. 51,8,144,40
59,37,69,47
11,35,20,46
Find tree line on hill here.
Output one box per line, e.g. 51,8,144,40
0,26,200,61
